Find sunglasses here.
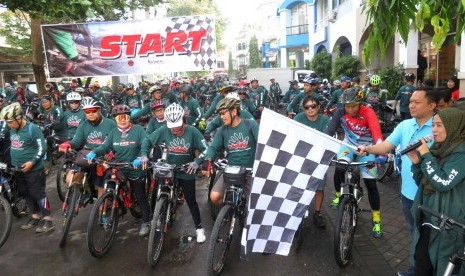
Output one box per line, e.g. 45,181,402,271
218,109,229,116
84,108,98,114
69,101,80,105
115,114,130,123
303,104,318,110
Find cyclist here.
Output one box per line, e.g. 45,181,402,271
160,80,178,106
282,80,300,107
146,100,166,134
287,76,324,118
178,84,203,127
351,76,361,87
363,74,387,113
293,95,329,228
124,83,143,116
38,95,67,139
201,97,259,207
238,86,257,114
132,85,164,121
63,92,85,140
394,73,416,120
269,77,282,101
140,103,207,243
86,105,150,237
138,81,150,103
325,76,351,113
406,108,465,275
171,80,181,98
2,102,55,233
202,85,231,120
325,87,384,238
59,97,117,198
249,78,268,119
111,82,126,106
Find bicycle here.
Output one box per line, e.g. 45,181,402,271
58,150,93,247
207,159,228,221
0,165,25,248
147,161,187,267
40,124,65,175
87,159,142,258
206,164,250,276
418,205,465,276
331,159,375,267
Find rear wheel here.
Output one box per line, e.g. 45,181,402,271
59,184,79,247
206,205,234,276
334,196,356,267
56,159,72,202
87,191,119,258
147,197,169,266
0,195,13,248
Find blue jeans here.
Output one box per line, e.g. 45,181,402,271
401,194,414,234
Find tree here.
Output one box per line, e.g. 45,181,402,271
248,36,261,68
0,10,31,56
309,51,332,80
378,64,405,100
331,55,360,81
362,0,464,63
0,0,162,95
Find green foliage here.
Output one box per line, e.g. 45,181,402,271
331,55,360,80
362,0,464,63
248,36,261,68
309,51,332,79
0,10,31,56
378,64,405,100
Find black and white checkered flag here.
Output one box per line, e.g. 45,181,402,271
241,108,341,256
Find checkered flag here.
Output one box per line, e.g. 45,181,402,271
165,15,216,70
241,108,341,256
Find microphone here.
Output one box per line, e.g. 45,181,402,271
400,135,434,155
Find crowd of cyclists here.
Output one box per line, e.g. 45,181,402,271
1,70,463,274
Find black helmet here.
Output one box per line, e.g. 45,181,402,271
180,84,193,95
352,77,360,83
405,73,416,80
309,72,318,78
289,80,298,85
341,87,364,104
111,104,131,117
126,83,134,90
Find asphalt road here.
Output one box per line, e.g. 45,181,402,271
0,166,363,276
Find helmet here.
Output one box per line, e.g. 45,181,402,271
75,87,85,93
207,77,214,82
333,80,341,86
341,76,351,82
309,72,318,78
180,84,193,95
111,104,131,117
289,80,298,85
341,87,364,104
81,97,100,110
219,85,234,93
140,81,148,87
250,77,258,83
149,85,161,94
151,100,165,110
116,82,125,88
226,92,240,101
66,92,82,102
2,102,22,120
352,77,360,83
270,77,275,80
370,75,381,86
216,98,239,112
165,103,184,128
41,95,53,102
44,82,54,91
312,78,322,85
126,83,134,90
405,73,416,80
322,78,328,84
303,75,313,84
160,80,170,86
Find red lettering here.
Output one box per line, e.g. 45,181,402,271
138,34,163,57
189,30,208,53
164,32,188,55
100,35,122,59
121,35,142,58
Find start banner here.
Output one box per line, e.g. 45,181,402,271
41,15,217,78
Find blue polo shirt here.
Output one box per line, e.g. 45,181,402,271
386,116,433,200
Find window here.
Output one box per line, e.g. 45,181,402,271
286,3,308,36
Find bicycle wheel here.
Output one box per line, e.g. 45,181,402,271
56,159,72,202
376,156,394,181
147,179,157,216
206,205,234,276
87,191,119,258
147,197,169,266
334,196,356,267
0,195,13,248
59,184,79,248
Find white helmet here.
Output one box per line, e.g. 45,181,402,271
165,103,184,129
67,92,82,102
226,92,240,101
75,87,85,93
81,97,100,110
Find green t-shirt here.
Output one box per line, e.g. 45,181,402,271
9,122,47,171
146,118,166,134
141,125,207,180
203,94,224,119
287,91,325,114
40,105,67,138
124,93,143,109
294,113,329,132
326,88,344,109
70,117,117,150
204,119,259,168
63,109,85,139
395,84,416,112
93,124,146,179
180,98,203,125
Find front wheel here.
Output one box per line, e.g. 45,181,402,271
206,205,234,276
147,197,169,266
376,153,394,182
87,191,119,258
59,184,80,247
334,196,356,267
0,195,13,248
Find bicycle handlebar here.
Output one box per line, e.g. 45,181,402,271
331,159,375,168
93,158,132,168
418,205,465,231
212,159,253,173
147,161,189,172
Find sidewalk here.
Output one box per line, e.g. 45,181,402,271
322,169,412,275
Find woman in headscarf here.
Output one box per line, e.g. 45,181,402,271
406,108,465,275
447,76,460,102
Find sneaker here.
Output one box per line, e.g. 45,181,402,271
372,221,383,238
139,222,150,237
313,212,326,228
397,267,415,276
20,217,41,230
330,196,340,209
196,228,206,243
35,219,55,233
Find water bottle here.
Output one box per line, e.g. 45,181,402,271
1,177,11,195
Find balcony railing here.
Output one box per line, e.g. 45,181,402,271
286,24,308,36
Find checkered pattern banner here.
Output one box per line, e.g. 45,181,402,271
241,108,341,256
